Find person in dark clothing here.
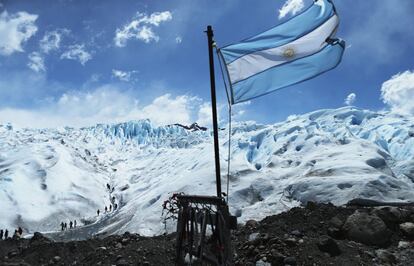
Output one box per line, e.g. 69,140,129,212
114,203,118,210
105,206,107,213
106,183,110,190
61,222,64,231
112,196,115,203
109,204,112,212
18,227,22,236
0,229,3,240
69,221,73,229
64,222,67,230
4,229,8,239
97,209,100,216
74,220,77,228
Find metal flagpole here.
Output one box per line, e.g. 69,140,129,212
206,25,222,198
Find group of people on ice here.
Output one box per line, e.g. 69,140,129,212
57,183,119,232
0,227,23,240
60,220,77,231
97,184,119,216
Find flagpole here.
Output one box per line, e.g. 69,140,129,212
206,25,222,198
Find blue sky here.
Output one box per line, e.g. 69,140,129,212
0,0,413,128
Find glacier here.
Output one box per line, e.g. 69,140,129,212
0,106,414,238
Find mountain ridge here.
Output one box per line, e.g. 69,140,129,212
1,106,414,238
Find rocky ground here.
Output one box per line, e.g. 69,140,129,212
1,202,414,265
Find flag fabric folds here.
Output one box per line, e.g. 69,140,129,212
219,0,345,104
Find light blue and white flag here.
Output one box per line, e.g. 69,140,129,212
219,0,345,104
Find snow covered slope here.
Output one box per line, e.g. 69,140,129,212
1,107,414,237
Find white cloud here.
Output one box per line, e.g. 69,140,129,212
60,44,92,65
197,102,213,126
114,11,172,47
39,29,69,54
344,93,356,106
112,69,138,82
27,52,45,72
278,0,305,19
0,10,38,56
0,87,213,128
381,70,414,116
141,94,199,126
175,36,182,44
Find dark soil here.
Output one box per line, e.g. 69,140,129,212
1,203,414,265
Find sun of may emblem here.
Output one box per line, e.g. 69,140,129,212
283,47,295,59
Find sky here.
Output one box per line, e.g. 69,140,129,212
0,0,413,128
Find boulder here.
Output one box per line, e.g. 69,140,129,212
29,232,52,246
375,249,396,265
399,222,414,239
329,215,344,228
372,206,402,229
246,220,259,228
343,210,391,246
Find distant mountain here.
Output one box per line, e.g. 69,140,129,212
173,122,207,131
1,106,414,238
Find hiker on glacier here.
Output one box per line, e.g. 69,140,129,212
61,222,64,231
4,229,8,239
69,221,73,229
0,229,3,240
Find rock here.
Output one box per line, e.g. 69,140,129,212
375,249,396,264
329,216,344,228
317,236,341,256
343,210,391,246
116,259,128,266
29,232,52,246
327,227,344,239
269,249,285,264
249,232,260,241
290,230,302,237
96,246,107,251
8,250,18,258
284,238,297,247
246,220,259,228
306,201,317,211
400,222,414,239
373,206,402,229
115,242,123,249
53,256,61,262
121,238,129,244
255,259,271,266
260,233,269,241
284,256,297,265
398,241,411,249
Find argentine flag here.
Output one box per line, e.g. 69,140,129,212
219,0,345,104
